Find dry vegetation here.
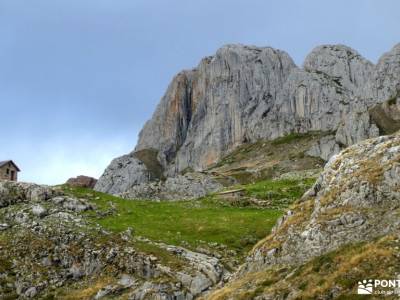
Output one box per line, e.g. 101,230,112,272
207,235,400,300
208,132,325,184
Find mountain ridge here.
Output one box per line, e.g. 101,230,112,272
95,42,400,197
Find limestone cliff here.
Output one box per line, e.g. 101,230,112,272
96,43,400,195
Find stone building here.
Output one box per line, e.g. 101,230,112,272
0,160,20,181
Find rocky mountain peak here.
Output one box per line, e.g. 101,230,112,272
135,43,296,172
303,44,374,92
95,43,400,196
374,42,400,102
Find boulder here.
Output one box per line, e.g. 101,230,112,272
94,153,160,194
66,175,97,189
120,172,223,200
31,204,47,218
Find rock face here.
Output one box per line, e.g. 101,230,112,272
96,43,400,196
66,175,98,189
136,45,296,175
242,131,400,273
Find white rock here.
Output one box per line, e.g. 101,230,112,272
31,204,47,218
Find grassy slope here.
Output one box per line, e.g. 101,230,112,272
239,178,316,208
61,134,319,261
62,174,316,260
63,186,283,256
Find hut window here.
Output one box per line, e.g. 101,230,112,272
6,169,9,174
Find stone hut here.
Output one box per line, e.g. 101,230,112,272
0,160,20,181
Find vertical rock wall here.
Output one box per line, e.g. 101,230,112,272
95,43,400,194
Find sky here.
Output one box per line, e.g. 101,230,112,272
0,0,399,185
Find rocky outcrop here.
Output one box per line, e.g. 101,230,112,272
95,153,156,194
0,181,228,299
244,131,400,272
0,180,56,207
97,43,400,196
66,175,97,189
120,172,223,200
206,130,400,299
369,93,400,134
305,134,340,161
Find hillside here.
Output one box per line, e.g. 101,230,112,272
1,131,399,299
0,164,315,299
206,130,400,299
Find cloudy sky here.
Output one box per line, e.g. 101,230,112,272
1,0,399,184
